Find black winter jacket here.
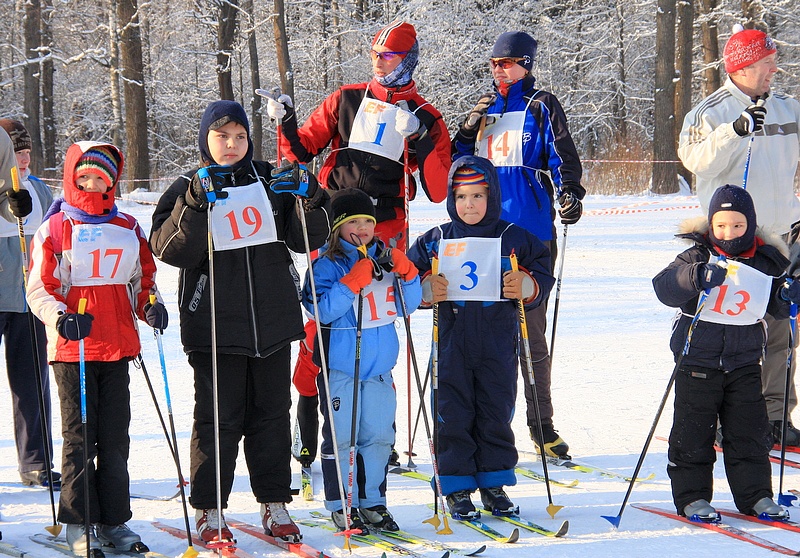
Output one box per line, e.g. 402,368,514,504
149,161,331,357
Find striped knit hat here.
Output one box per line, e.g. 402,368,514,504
75,146,120,189
452,166,489,189
372,21,416,53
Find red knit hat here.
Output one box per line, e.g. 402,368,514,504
372,20,416,53
723,24,776,73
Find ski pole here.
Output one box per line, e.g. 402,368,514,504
392,268,452,535
602,260,722,528
254,87,284,166
549,224,569,360
11,166,60,536
150,295,198,556
777,283,798,508
742,95,767,190
510,253,562,519
428,256,443,523
77,297,91,558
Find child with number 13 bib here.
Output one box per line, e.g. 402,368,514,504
407,155,554,520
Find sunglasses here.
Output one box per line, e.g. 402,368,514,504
490,57,525,69
370,50,407,61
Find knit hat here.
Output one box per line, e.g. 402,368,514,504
491,31,538,72
708,184,757,256
75,146,120,190
372,21,416,53
198,100,253,170
330,188,376,231
452,166,489,190
0,119,32,152
723,24,776,73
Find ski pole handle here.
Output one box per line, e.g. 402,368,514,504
78,298,87,315
11,165,20,192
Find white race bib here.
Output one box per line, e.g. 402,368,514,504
698,260,772,325
210,180,279,251
476,110,526,167
349,97,405,162
438,237,502,301
70,223,140,286
353,271,397,329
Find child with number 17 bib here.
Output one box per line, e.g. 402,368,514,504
406,155,554,520
653,184,796,523
301,188,421,534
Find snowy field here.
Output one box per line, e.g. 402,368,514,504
2,192,799,557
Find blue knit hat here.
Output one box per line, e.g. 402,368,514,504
491,31,538,72
708,184,757,256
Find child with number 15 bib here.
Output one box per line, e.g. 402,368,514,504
407,155,554,520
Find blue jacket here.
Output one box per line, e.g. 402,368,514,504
302,239,422,380
453,75,584,242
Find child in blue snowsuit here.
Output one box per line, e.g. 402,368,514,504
407,155,554,519
302,188,422,533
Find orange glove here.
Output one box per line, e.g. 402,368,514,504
391,250,419,281
340,258,375,294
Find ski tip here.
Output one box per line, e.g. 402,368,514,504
556,520,569,537
601,514,621,529
440,552,451,558
467,544,488,556
506,527,520,543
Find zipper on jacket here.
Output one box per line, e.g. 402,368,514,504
244,246,261,357
521,168,543,210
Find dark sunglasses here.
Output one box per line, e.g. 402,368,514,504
370,50,407,61
490,57,524,69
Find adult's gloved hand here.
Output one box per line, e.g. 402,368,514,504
266,94,293,121
56,311,94,341
461,93,497,135
144,301,169,332
186,166,230,211
340,258,375,294
557,192,583,225
7,188,33,218
781,281,800,305
732,102,768,137
395,109,427,141
698,263,727,290
270,162,319,198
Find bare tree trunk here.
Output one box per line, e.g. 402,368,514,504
273,0,295,100
41,0,56,177
675,0,693,185
651,0,678,194
108,0,124,148
118,0,151,192
243,0,263,160
612,1,628,141
699,0,720,96
217,0,237,100
23,0,43,173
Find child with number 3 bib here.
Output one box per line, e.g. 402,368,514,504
407,155,554,520
653,184,796,523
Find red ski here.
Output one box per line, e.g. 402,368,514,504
153,521,253,558
716,508,800,534
227,518,332,558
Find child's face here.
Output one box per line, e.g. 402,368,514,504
339,217,375,246
76,172,108,193
207,121,249,166
454,184,488,225
712,210,748,240
15,149,30,173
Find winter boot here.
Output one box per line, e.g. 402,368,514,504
20,469,61,489
772,421,800,447
65,523,104,557
261,502,302,542
294,395,319,467
479,487,519,516
751,497,790,521
359,505,399,531
195,508,234,544
388,447,401,467
331,509,369,535
530,422,570,459
446,490,480,520
683,499,720,523
96,524,148,552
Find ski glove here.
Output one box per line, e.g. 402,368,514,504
186,166,230,211
461,93,497,136
7,188,33,218
56,311,94,341
781,280,800,305
389,249,419,281
733,103,767,137
422,274,449,304
266,94,293,121
144,301,169,332
698,263,727,290
340,258,375,294
395,109,427,141
558,192,583,225
270,162,320,199
502,270,538,302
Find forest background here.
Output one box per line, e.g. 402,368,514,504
1,0,799,196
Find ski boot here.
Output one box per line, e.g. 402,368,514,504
66,524,105,558
446,490,480,520
479,487,519,516
683,499,720,523
530,422,570,459
96,524,149,553
196,508,234,544
331,509,369,535
752,497,789,521
360,505,399,531
261,502,302,542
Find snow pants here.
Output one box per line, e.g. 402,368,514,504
318,368,396,511
53,359,132,525
188,346,293,508
761,312,797,421
668,364,773,515
1,311,52,473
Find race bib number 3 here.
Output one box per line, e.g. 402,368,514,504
438,237,502,301
698,260,772,325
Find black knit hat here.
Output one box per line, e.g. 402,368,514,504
708,184,757,256
491,31,538,71
0,119,32,152
330,188,376,231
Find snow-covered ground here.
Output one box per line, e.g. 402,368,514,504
2,192,799,557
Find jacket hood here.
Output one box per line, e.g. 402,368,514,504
678,215,789,258
62,141,124,216
446,155,502,237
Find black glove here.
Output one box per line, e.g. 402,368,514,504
56,312,94,341
7,189,33,218
460,93,497,136
732,103,767,137
781,280,800,304
557,192,583,225
270,162,319,198
144,301,169,332
186,166,230,211
698,263,727,290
